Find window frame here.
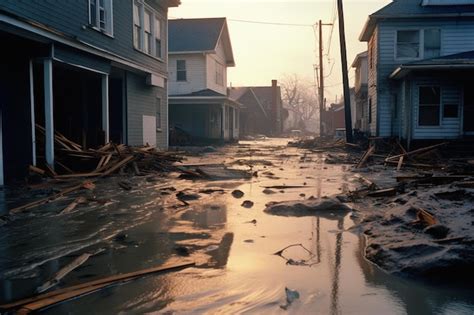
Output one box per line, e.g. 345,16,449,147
176,60,187,82
418,86,441,127
132,0,165,61
88,0,114,37
156,96,162,131
394,28,441,61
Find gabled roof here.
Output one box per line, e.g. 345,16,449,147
169,18,235,66
229,85,282,118
360,0,474,41
170,89,226,97
390,50,474,79
351,51,368,68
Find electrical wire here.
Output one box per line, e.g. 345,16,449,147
228,18,314,27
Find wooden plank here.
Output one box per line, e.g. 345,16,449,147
416,208,437,226
100,155,134,177
356,145,375,168
385,142,448,162
36,253,92,293
0,262,195,313
367,187,397,197
59,197,87,215
55,161,74,174
44,164,58,178
396,155,404,171
55,173,102,179
357,175,377,190
29,165,45,176
95,155,106,171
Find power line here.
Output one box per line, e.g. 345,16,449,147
228,18,314,27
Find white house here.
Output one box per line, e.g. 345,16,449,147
351,51,369,132
168,18,240,144
360,0,474,145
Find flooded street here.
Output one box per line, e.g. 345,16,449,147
1,139,473,314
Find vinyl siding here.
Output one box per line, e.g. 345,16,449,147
0,0,169,75
168,54,207,95
376,18,474,138
411,79,462,139
126,72,168,148
368,28,378,136
206,39,227,95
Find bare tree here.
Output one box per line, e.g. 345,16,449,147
280,74,319,132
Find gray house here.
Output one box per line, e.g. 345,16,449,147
351,51,369,133
168,18,240,145
360,0,474,145
0,0,179,184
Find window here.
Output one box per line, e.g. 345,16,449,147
397,30,420,59
215,61,224,86
133,0,164,59
89,0,113,35
443,104,458,118
368,98,372,123
419,86,440,126
424,29,441,58
156,97,162,130
177,60,186,81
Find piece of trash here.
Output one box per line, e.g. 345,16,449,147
280,287,300,310
232,190,244,198
241,200,254,208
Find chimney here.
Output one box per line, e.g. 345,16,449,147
271,80,280,135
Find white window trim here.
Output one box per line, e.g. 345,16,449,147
133,0,165,62
417,85,442,128
88,0,114,37
394,28,442,61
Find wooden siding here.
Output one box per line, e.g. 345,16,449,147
168,54,207,95
376,18,474,138
368,28,378,136
0,0,169,75
126,72,168,148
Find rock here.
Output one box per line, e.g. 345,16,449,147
231,189,244,198
262,188,276,194
176,191,200,201
423,224,450,239
264,197,351,218
174,246,191,256
241,200,254,208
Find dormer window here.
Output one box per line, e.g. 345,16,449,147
89,0,113,35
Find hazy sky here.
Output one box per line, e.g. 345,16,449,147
170,0,391,103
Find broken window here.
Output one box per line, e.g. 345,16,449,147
424,29,441,58
177,60,187,81
396,30,420,59
89,0,113,35
419,86,440,126
133,0,164,58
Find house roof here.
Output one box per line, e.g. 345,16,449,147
169,18,235,66
351,51,368,68
389,50,474,79
170,89,226,97
360,0,474,41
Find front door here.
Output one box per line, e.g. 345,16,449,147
464,86,474,134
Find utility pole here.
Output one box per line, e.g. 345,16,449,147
337,0,353,143
318,20,332,137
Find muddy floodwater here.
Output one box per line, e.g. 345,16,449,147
0,139,473,314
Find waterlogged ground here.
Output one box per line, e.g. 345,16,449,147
0,139,473,314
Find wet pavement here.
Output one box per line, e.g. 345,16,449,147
0,139,473,314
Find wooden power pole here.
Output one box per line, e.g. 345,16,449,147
319,20,324,137
337,0,353,143
318,20,333,137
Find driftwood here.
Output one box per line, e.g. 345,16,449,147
367,187,397,197
0,262,195,313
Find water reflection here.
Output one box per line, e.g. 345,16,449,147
330,217,344,315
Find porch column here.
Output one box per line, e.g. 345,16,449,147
101,74,110,143
44,58,54,168
29,60,36,166
221,104,226,139
0,108,4,186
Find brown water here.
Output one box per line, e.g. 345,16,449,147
0,139,473,314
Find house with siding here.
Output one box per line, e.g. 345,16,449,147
351,51,369,133
360,0,474,146
0,0,179,185
168,18,240,145
228,80,284,137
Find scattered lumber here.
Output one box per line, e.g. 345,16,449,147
367,187,397,197
356,145,375,168
356,175,377,190
454,181,474,188
262,185,309,189
0,262,195,313
59,197,87,215
385,142,448,162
